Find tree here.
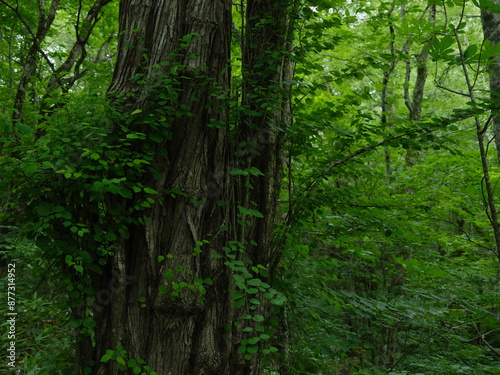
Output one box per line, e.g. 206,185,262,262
0,0,293,374
90,1,237,373
481,0,500,163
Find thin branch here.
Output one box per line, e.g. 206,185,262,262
453,0,500,265
434,81,471,97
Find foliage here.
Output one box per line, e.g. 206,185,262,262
266,1,500,374
1,0,500,374
0,229,74,374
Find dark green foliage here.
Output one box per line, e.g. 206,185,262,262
2,0,500,374
0,229,74,374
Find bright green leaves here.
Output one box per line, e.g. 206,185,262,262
428,32,493,67
101,346,158,375
429,35,455,62
191,239,210,256
157,253,173,263
237,332,277,361
229,166,264,176
227,257,287,320
1,90,166,340
478,39,500,64
237,205,263,218
158,249,213,300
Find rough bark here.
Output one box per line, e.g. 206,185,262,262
237,0,293,285
92,1,232,373
235,1,294,372
87,0,292,374
481,0,500,163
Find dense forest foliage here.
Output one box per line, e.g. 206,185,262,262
1,0,500,374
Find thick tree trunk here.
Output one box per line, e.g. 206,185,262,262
86,0,292,374
91,1,233,374
481,1,500,163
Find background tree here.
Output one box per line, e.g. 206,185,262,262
481,0,500,163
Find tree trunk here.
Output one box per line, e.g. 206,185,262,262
403,4,435,167
481,0,500,163
86,0,292,374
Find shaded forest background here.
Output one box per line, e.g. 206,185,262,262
1,0,500,374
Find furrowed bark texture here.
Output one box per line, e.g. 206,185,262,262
481,1,500,163
239,0,293,271
88,0,292,374
234,1,294,373
92,1,233,374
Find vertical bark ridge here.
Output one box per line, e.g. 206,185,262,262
90,0,294,373
93,0,233,374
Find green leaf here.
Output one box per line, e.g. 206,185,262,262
42,161,55,169
246,166,264,176
229,166,264,176
101,354,113,363
105,232,117,241
143,187,158,194
247,345,259,353
252,315,264,322
233,274,245,284
247,337,260,345
37,202,54,216
22,163,38,175
270,294,287,306
149,133,164,142
116,356,126,366
247,278,262,286
464,44,478,60
237,206,264,218
15,123,32,134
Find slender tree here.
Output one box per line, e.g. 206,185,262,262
481,0,500,163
